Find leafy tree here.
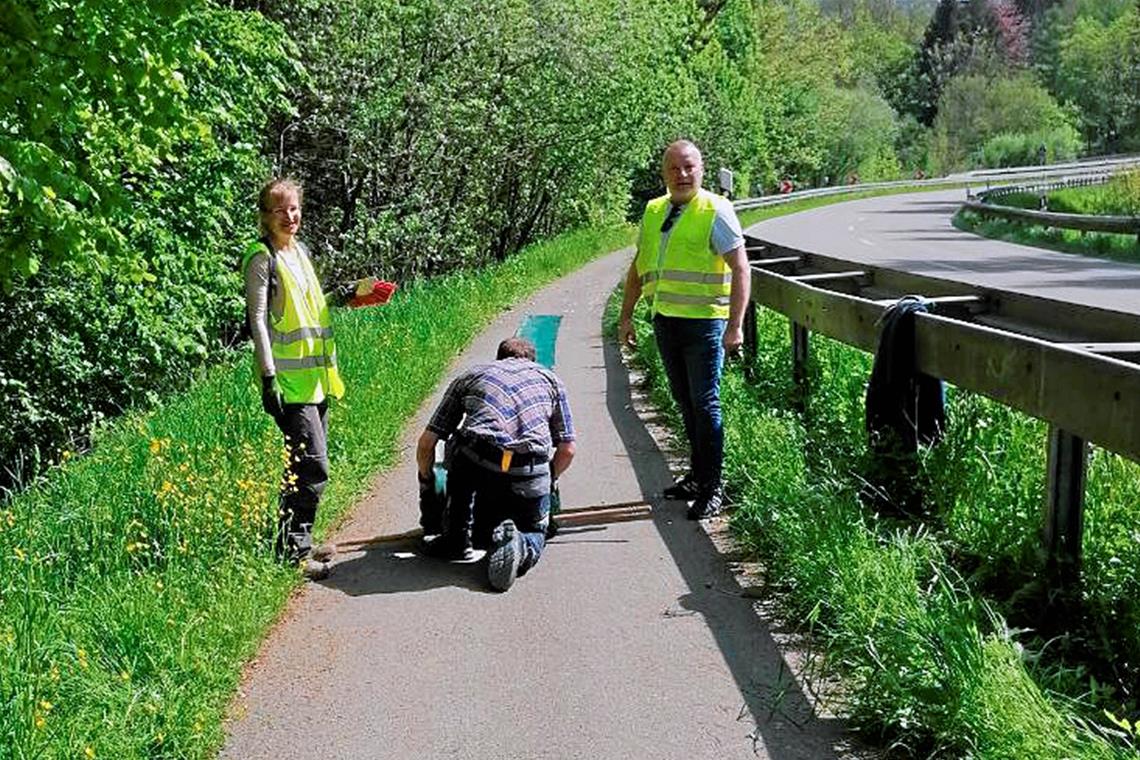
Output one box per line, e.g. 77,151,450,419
1055,8,1140,152
0,1,294,484
817,84,903,181
258,0,690,281
898,0,1029,125
929,71,1076,170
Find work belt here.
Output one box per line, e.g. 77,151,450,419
459,436,549,475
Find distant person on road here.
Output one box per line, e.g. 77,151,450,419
243,177,345,580
416,337,576,591
618,139,750,519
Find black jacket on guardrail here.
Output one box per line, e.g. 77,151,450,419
863,297,946,514
866,296,945,450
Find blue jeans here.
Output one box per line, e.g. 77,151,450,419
653,315,725,491
443,448,550,574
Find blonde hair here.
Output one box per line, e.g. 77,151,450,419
257,177,303,236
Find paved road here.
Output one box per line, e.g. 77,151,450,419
748,188,1140,319
222,248,859,759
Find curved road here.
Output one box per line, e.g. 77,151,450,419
747,188,1140,318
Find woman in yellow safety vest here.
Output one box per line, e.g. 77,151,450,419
243,177,345,579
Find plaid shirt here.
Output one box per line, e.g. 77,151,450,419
427,358,575,454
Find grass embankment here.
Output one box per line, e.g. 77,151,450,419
0,225,633,759
620,305,1140,758
957,178,1140,264
617,189,1140,757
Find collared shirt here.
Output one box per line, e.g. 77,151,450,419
427,358,575,454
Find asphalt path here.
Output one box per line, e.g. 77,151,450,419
748,188,1140,318
222,248,861,759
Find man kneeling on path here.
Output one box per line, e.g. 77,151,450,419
415,337,576,591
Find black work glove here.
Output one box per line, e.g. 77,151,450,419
419,470,444,535
545,480,561,540
261,375,284,420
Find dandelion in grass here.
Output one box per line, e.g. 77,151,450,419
85,747,95,758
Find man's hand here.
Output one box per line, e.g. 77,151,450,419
261,375,284,419
723,323,744,354
618,317,637,349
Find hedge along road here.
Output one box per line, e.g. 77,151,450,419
749,187,1140,318
221,247,867,759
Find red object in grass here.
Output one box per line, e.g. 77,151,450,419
348,278,398,308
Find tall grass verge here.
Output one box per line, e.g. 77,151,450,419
0,225,633,759
613,222,1140,756
955,209,1140,265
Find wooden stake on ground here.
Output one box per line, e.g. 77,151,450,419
334,501,653,550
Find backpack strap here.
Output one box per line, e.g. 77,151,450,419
259,235,277,305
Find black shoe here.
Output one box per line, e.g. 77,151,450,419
420,534,474,561
663,473,699,501
686,485,724,520
487,520,523,592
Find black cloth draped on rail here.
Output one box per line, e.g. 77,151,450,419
863,296,946,514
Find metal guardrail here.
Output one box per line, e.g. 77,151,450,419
732,154,1140,212
963,169,1140,238
976,172,1112,202
963,199,1140,237
741,233,1140,593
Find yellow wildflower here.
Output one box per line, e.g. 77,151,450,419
39,699,52,712
149,439,161,455
34,714,45,729
85,747,95,759
13,547,25,561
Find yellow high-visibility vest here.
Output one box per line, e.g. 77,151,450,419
242,240,345,404
634,189,730,319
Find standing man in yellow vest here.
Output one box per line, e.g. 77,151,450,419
618,140,750,519
243,178,345,579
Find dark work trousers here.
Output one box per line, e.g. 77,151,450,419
444,447,550,576
653,315,726,492
274,401,329,558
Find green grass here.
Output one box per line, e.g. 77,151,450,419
618,300,1138,758
0,224,634,759
954,208,1140,265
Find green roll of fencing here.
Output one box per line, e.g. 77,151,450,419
516,314,563,369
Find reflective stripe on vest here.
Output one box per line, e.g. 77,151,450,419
243,239,345,404
275,353,340,371
634,190,730,319
639,270,731,286
270,325,335,344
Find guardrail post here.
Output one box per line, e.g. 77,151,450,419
743,298,758,380
1043,426,1088,590
791,321,809,410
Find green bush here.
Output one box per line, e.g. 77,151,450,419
973,126,1081,168
930,72,1077,173
0,3,296,487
